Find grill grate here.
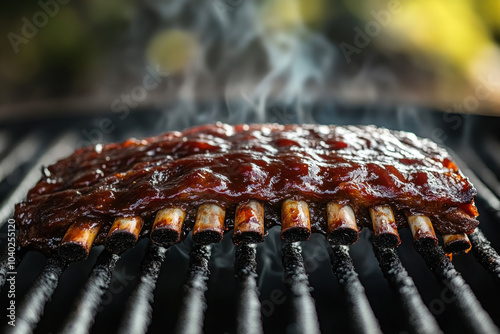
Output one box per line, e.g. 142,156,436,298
118,244,168,334
15,257,67,334
0,132,77,226
1,114,500,334
373,246,441,334
417,243,499,334
234,244,263,334
175,245,211,334
0,249,24,291
60,251,120,334
282,243,320,334
468,229,500,281
329,244,382,334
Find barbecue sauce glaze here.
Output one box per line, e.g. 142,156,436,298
15,123,478,253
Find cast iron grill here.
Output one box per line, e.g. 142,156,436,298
1,110,500,334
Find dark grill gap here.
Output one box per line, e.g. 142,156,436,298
329,245,382,334
60,251,120,334
0,113,500,334
118,244,168,334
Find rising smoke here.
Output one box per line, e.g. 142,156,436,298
125,0,337,130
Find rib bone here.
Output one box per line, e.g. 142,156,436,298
151,208,186,246
106,216,144,254
59,222,102,261
369,205,401,248
281,199,311,242
233,201,265,245
327,202,359,245
406,214,438,249
193,204,226,244
442,233,472,254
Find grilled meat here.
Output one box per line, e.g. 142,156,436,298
14,123,478,257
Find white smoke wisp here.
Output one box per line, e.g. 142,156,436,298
134,0,338,129
224,0,337,124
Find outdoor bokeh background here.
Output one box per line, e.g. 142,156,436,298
1,3,500,334
1,0,500,121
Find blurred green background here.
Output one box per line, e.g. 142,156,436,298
1,0,500,120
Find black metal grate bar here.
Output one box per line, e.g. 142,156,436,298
0,132,78,228
0,247,25,291
469,228,500,282
282,242,321,334
373,246,442,334
59,250,120,334
234,244,263,334
174,244,212,334
0,255,10,291
418,245,500,334
7,257,67,334
0,131,41,184
118,243,168,334
329,244,383,334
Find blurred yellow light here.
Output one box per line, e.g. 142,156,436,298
259,0,332,31
298,0,327,25
146,29,198,74
260,0,327,31
389,0,493,71
477,0,500,32
261,0,303,31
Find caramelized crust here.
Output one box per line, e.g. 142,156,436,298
14,123,478,253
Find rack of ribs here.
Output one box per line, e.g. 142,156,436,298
14,123,478,261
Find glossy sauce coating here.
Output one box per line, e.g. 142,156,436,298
14,123,478,253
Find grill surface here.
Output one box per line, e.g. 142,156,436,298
1,107,500,334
